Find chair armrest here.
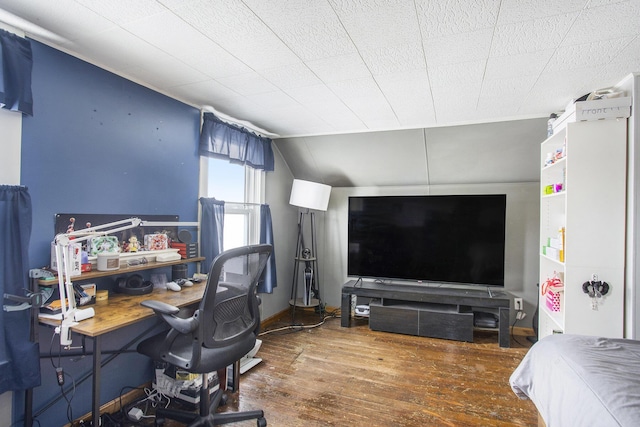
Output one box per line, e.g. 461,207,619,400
141,300,199,334
141,300,180,315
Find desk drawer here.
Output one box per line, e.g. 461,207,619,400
369,300,473,342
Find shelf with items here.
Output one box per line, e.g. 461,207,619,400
540,268,565,332
538,118,627,340
541,136,566,198
38,257,204,286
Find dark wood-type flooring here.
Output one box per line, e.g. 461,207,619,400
213,310,538,427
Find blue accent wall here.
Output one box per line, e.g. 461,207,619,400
19,40,201,426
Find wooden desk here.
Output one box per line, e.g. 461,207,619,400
40,283,207,424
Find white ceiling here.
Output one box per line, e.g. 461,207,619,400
0,0,638,139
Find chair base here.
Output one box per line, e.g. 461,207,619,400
154,378,266,427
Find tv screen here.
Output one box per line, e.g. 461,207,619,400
348,194,506,286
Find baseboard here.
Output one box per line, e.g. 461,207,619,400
260,308,291,329
260,305,339,330
511,326,535,337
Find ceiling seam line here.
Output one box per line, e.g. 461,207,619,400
412,0,437,124
326,2,401,126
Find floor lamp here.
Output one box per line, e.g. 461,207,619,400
289,179,331,322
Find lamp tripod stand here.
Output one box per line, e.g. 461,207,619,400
289,209,324,323
288,179,331,324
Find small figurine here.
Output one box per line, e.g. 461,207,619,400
128,236,140,252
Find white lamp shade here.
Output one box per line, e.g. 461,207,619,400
289,179,331,211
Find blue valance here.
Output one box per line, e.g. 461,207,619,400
0,29,33,116
199,113,274,171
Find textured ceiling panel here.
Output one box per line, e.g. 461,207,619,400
1,0,639,187
245,0,356,62
424,29,493,67
490,13,580,57
546,38,633,72
333,0,421,51
361,42,426,76
305,53,371,84
416,0,501,38
2,0,638,139
76,0,167,25
497,0,589,24
563,1,640,45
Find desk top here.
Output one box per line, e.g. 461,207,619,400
39,282,206,337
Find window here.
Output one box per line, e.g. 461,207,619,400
201,157,264,250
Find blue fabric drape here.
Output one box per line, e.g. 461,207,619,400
0,186,40,394
199,198,225,272
258,204,277,293
199,113,274,171
0,29,33,115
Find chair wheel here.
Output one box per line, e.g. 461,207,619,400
220,393,228,406
257,417,267,427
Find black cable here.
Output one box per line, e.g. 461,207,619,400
33,320,163,420
59,370,76,424
510,315,527,348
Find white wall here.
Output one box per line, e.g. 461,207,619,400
0,108,22,184
261,144,298,320
319,182,540,323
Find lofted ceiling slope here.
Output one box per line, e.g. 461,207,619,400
275,117,548,187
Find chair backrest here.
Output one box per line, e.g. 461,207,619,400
199,244,272,349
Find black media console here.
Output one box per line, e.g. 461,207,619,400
341,280,511,348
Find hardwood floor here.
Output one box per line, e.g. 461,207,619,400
219,310,538,427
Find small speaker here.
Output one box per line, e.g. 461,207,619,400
178,229,192,243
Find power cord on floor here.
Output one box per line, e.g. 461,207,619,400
259,311,340,336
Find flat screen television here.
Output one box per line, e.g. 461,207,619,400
347,194,506,287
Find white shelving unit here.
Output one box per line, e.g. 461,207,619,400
539,118,627,339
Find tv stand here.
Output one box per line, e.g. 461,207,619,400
341,280,510,348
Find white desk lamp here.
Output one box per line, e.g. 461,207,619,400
289,179,331,314
53,217,198,347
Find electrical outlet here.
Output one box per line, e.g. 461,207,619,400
514,297,523,311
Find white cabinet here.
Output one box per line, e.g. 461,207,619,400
539,118,627,339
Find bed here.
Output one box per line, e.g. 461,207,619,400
510,334,640,427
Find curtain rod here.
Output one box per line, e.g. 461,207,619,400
200,106,280,138
224,201,263,206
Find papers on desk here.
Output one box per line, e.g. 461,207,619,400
38,312,63,320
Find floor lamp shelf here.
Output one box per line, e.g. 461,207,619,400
289,211,323,320
288,179,331,323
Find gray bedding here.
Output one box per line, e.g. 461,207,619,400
510,334,640,427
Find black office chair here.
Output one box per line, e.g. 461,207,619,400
137,244,273,427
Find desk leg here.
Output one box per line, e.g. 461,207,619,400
341,292,351,327
498,307,510,348
92,336,101,424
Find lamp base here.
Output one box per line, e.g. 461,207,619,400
289,298,320,308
